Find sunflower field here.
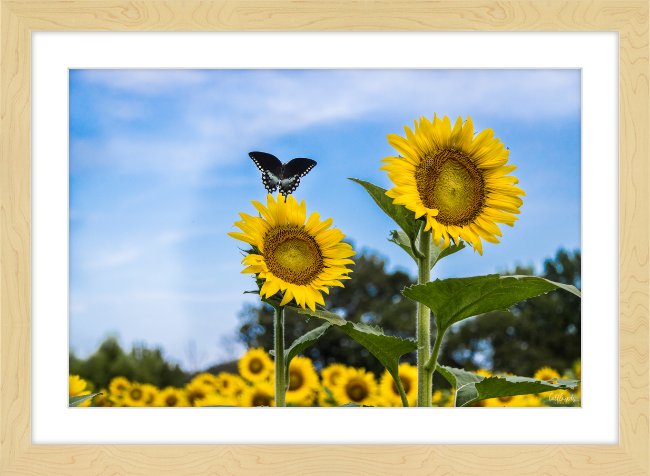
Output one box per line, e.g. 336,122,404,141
69,112,581,410
70,348,581,407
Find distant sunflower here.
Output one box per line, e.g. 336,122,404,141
229,194,355,311
534,366,561,382
321,363,348,390
69,375,87,397
381,115,525,255
192,373,218,393
185,381,213,407
239,348,274,383
574,360,581,380
156,387,189,407
332,367,378,406
214,373,246,398
109,376,130,396
123,383,147,407
286,356,320,406
240,382,276,407
69,375,92,407
141,384,159,406
379,363,417,407
94,389,114,407
534,366,561,396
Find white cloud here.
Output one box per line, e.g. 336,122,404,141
76,69,209,94
71,69,580,176
87,247,141,270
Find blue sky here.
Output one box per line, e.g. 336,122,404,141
69,69,581,371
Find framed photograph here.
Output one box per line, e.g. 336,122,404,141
2,1,648,475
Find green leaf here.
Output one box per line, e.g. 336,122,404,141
288,304,417,406
403,274,581,331
282,322,332,388
388,230,466,268
430,239,466,269
349,178,417,239
339,402,375,407
436,364,580,407
388,230,418,262
69,393,102,407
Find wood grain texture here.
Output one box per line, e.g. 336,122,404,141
0,1,648,475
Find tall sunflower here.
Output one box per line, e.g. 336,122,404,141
379,363,417,407
285,356,320,406
381,115,525,255
332,367,378,406
229,194,355,311
239,348,274,383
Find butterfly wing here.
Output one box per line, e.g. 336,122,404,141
278,158,316,196
249,151,283,194
283,157,317,179
278,176,300,197
262,170,280,194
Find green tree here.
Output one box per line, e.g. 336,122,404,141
69,336,189,390
437,249,581,377
237,250,418,375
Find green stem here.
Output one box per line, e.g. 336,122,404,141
425,328,444,374
395,374,410,407
273,304,286,407
416,225,432,407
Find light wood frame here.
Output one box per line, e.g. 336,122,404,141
1,1,648,475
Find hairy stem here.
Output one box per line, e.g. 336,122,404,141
273,304,286,407
416,226,432,407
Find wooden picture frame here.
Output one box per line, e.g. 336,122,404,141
1,2,648,475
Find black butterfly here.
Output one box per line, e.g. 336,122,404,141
249,151,317,196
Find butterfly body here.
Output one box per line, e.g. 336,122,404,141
249,151,316,196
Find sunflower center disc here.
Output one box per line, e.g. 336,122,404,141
249,358,263,374
346,380,368,402
166,395,178,406
264,227,324,285
252,394,271,407
498,395,513,403
130,389,142,400
415,149,485,226
289,370,304,391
